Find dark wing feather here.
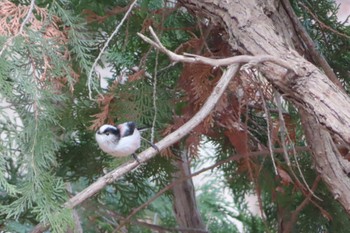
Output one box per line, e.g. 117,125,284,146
122,122,136,137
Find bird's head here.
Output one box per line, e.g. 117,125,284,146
95,124,120,145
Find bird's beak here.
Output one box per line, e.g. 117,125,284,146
96,130,101,135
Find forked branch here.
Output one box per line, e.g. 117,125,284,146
138,26,302,75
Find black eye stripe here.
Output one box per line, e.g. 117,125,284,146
102,127,119,136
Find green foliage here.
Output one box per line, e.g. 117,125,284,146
293,0,350,83
197,181,240,233
1,0,349,232
0,0,93,231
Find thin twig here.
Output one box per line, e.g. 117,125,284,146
254,73,278,175
298,2,350,40
151,49,159,143
283,176,321,233
19,0,36,34
84,197,207,232
87,0,138,100
135,220,208,233
274,91,322,201
118,145,313,230
274,91,291,166
290,137,323,201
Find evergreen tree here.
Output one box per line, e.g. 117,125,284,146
0,0,349,232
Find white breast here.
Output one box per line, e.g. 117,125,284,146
110,129,141,157
95,128,141,157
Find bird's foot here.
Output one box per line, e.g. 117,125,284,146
132,153,141,164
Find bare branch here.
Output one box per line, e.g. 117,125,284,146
274,91,291,166
253,73,278,175
137,27,301,75
135,221,208,233
66,64,239,209
283,176,321,233
298,2,350,40
117,145,313,230
87,0,138,100
275,92,322,201
151,49,159,143
31,64,240,233
32,24,315,232
19,0,35,34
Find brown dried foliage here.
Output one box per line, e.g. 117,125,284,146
89,69,148,130
165,34,279,163
160,29,310,219
83,5,130,23
0,0,79,92
89,94,116,131
0,0,68,42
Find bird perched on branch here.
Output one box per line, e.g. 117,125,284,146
95,122,158,162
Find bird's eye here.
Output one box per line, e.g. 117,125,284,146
106,132,110,136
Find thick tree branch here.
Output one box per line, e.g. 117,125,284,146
301,111,350,214
33,15,347,229
31,64,240,233
181,0,350,146
65,65,239,209
32,23,305,231
177,0,350,218
280,0,343,90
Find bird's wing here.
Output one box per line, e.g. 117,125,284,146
122,122,136,137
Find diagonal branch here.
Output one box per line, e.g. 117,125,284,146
283,176,322,233
32,26,306,232
66,64,239,209
117,146,311,231
280,0,343,90
31,64,240,233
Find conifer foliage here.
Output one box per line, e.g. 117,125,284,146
0,0,350,232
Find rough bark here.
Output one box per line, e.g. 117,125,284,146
301,111,350,211
180,0,350,214
172,146,207,232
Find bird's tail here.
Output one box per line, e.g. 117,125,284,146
137,126,151,133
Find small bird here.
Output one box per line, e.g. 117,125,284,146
95,122,158,162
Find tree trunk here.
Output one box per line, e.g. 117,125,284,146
181,0,350,214
172,146,207,232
